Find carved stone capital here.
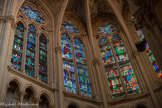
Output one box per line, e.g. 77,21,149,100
35,97,41,102
81,33,87,37
94,34,100,39
19,90,26,95
92,58,100,65
0,15,13,22
55,46,62,54
0,15,15,27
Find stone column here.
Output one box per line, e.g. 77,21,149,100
55,46,64,108
83,34,99,100
0,15,15,101
35,32,41,81
71,39,81,96
54,0,69,107
35,97,40,108
85,0,109,107
19,90,25,108
21,26,28,74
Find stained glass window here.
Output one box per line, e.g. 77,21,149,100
61,22,92,98
39,34,48,83
61,22,79,34
25,24,36,77
137,29,162,79
98,25,116,36
11,22,24,71
99,35,141,99
21,6,45,24
74,38,92,98
112,36,140,95
99,38,124,99
11,3,49,83
61,34,77,94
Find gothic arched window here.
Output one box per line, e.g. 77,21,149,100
74,38,92,97
61,23,92,98
11,22,25,71
98,25,141,99
25,24,36,77
137,29,162,79
39,34,48,83
11,1,48,83
62,34,76,94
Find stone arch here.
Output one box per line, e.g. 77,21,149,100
39,90,53,105
61,32,73,42
7,77,23,91
135,103,147,108
63,12,87,34
15,0,54,24
15,20,28,30
5,78,21,104
27,22,39,32
23,84,38,98
92,14,120,35
39,32,49,40
73,35,85,44
66,100,81,108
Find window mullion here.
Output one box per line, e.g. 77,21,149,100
35,32,40,80
71,39,81,96
21,26,28,73
108,36,129,97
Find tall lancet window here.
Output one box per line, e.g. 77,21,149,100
39,34,48,83
98,25,141,99
61,22,92,98
74,38,92,98
137,29,162,79
62,34,76,94
25,24,36,77
11,22,25,71
10,1,49,83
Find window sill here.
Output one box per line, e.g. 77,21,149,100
107,92,149,105
63,91,103,105
7,65,58,92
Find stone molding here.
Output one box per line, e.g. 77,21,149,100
0,15,15,27
7,65,58,93
63,91,103,106
55,46,62,54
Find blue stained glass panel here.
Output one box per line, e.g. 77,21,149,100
25,24,36,77
74,38,86,64
99,38,124,99
21,6,45,24
98,25,116,36
77,64,92,98
61,34,77,94
11,22,24,70
62,22,79,34
39,34,48,83
74,38,92,98
112,36,141,94
63,62,77,94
